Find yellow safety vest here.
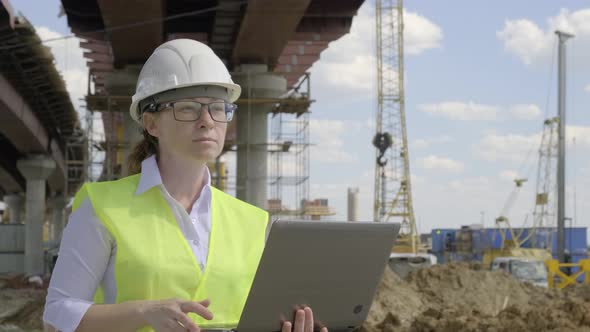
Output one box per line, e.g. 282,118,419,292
72,174,268,331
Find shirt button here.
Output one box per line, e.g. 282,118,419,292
191,217,197,223
192,240,199,245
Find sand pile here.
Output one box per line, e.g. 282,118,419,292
362,263,590,332
0,275,46,332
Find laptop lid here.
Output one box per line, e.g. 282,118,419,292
236,220,400,332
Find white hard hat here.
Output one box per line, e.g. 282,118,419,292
129,39,241,124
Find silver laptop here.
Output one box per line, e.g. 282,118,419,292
221,220,400,332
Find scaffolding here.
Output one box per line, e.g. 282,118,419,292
268,74,311,219
212,72,312,218
64,128,87,197
84,93,129,181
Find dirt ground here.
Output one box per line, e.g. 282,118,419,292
361,263,590,332
0,275,46,332
1,263,590,332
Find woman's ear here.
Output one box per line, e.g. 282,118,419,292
142,112,160,138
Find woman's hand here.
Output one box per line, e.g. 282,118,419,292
139,298,213,332
282,307,328,332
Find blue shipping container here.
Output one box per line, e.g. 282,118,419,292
431,229,456,253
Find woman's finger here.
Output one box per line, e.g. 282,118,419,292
180,301,214,320
294,309,305,332
320,327,328,332
282,321,292,332
173,312,200,332
303,307,314,332
165,319,189,332
198,299,211,308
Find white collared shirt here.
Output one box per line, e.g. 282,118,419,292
43,155,213,332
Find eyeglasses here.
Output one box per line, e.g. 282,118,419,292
159,100,237,123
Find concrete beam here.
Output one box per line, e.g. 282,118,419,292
233,0,312,65
0,73,66,192
97,0,164,66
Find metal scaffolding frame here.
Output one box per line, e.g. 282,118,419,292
213,72,312,218
268,74,311,219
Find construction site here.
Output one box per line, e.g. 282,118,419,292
0,0,589,331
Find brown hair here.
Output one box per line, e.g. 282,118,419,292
127,130,159,175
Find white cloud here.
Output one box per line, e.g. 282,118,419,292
569,125,590,148
585,84,590,93
475,133,541,163
497,8,590,66
509,104,542,120
412,135,453,149
476,125,590,164
497,19,551,65
418,101,498,121
499,170,520,181
35,26,88,114
404,10,443,55
313,55,376,92
309,3,442,94
418,102,544,121
417,155,464,173
310,119,357,163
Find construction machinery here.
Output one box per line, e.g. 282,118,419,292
484,31,575,270
373,0,435,274
491,256,549,288
482,119,558,266
373,0,417,250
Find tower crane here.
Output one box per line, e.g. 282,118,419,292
373,0,418,254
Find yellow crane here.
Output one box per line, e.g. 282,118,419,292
482,118,560,266
373,0,418,254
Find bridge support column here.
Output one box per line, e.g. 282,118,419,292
233,64,286,210
17,155,55,276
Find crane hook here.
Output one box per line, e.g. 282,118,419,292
373,132,393,167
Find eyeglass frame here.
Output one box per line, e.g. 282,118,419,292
151,99,237,123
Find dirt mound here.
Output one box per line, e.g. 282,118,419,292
0,275,46,332
362,263,590,332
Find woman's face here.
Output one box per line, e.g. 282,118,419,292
144,97,228,163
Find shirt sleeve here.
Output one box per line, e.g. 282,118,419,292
43,198,114,332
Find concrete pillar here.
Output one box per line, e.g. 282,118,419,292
3,194,24,224
48,194,67,242
233,65,287,209
347,188,359,222
17,155,56,276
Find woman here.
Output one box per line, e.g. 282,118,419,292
43,39,326,332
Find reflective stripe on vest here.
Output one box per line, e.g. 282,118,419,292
72,175,268,331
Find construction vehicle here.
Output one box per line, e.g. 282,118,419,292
373,0,435,275
491,256,549,288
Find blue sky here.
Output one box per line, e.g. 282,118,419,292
11,1,590,236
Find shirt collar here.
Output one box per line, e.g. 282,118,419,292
135,155,212,196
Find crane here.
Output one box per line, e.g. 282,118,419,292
373,0,418,254
483,118,559,266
